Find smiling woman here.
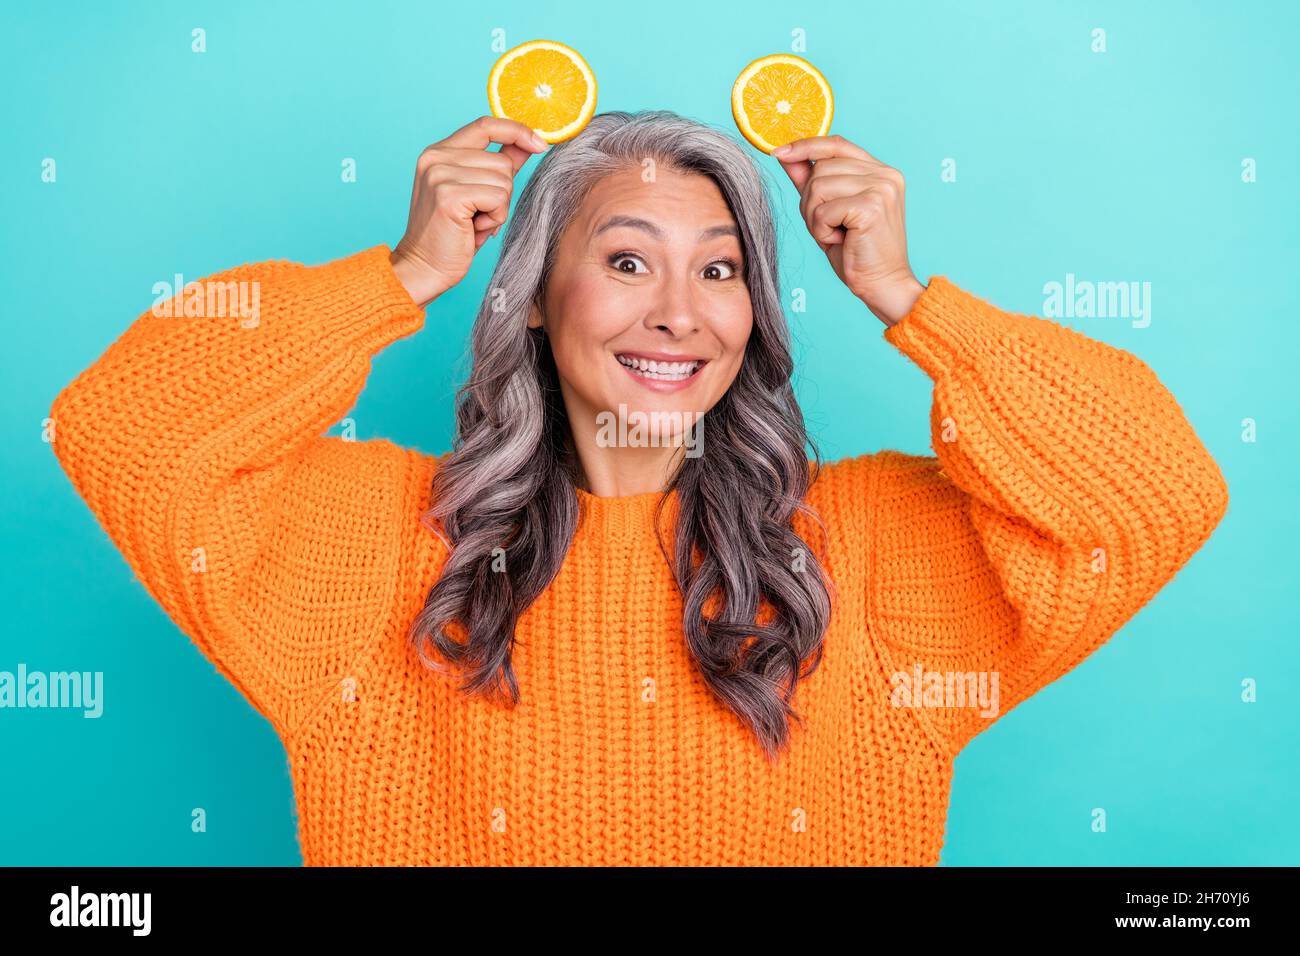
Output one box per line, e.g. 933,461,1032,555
534,179,749,417
411,111,832,760
47,109,1229,866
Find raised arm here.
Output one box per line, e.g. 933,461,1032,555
48,116,548,739
770,132,1227,757
48,246,429,738
867,277,1229,757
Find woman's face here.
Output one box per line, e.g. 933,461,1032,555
528,164,753,443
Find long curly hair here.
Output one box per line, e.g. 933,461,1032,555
407,109,834,761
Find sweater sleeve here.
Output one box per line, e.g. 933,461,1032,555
866,276,1229,759
48,245,429,739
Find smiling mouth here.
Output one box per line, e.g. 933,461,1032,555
615,353,706,382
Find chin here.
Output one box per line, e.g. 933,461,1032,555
592,385,708,452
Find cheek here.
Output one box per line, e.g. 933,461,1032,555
548,274,629,363
717,304,755,367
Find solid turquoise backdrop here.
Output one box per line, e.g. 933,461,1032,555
2,0,1296,865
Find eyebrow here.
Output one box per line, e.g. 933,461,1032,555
592,215,740,244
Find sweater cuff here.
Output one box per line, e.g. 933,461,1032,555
296,244,428,341
882,276,1004,381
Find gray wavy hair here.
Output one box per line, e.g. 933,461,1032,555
408,109,834,761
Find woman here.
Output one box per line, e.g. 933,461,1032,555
49,110,1228,866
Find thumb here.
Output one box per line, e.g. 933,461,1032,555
777,156,813,193
498,142,535,174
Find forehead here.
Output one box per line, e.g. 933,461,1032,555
575,164,736,233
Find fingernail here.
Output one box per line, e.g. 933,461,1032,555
532,130,550,150
772,144,791,157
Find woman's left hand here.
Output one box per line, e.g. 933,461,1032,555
773,135,926,327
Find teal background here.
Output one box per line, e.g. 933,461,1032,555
2,0,1295,865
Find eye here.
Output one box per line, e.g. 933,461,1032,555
609,251,648,274
607,251,742,280
703,257,741,281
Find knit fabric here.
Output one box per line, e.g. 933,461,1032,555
49,244,1228,866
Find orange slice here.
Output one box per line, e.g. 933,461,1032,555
731,54,834,153
487,39,597,144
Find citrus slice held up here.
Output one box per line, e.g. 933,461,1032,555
731,53,834,153
487,39,597,144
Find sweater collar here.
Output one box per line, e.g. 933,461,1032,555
574,485,680,538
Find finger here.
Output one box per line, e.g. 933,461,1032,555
468,179,515,231
774,134,881,166
796,156,876,178
472,209,504,231
427,168,514,233
425,163,513,192
777,155,814,194
809,195,871,246
800,174,876,229
475,213,507,244
422,147,514,175
779,153,888,196
811,222,846,251
496,142,535,175
441,178,514,236
436,143,536,176
438,115,549,158
421,141,539,179
441,181,512,229
473,215,504,247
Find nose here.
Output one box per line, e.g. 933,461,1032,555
642,271,701,337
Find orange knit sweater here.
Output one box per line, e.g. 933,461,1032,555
49,244,1228,866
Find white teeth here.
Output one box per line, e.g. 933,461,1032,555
616,355,701,381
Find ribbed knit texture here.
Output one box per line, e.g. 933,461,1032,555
49,244,1229,865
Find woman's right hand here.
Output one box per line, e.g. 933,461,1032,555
390,116,550,307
